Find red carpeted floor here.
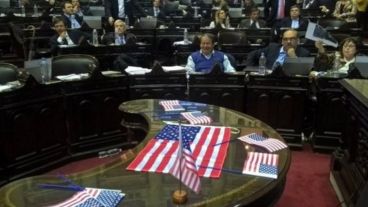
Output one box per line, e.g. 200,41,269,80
275,145,340,207
48,145,340,206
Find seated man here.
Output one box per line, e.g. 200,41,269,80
61,1,83,29
238,7,266,29
185,33,235,73
246,29,310,69
101,19,136,45
49,17,89,54
278,5,308,31
146,0,167,20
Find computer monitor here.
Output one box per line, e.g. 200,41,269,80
228,8,243,18
83,16,102,29
89,6,105,16
24,58,52,83
353,56,368,77
282,57,314,76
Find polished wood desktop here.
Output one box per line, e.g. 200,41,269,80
0,99,290,207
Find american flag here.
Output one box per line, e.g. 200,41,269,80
49,187,124,207
159,100,185,112
243,152,279,179
181,111,212,125
127,124,231,178
169,124,201,193
238,133,287,152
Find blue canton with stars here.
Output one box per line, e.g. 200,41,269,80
249,133,267,141
76,190,123,207
259,164,277,175
155,125,201,150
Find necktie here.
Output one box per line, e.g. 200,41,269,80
120,36,125,45
275,51,287,65
277,0,285,19
250,21,257,29
62,38,68,45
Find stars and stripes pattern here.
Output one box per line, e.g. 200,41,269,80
181,111,212,125
169,124,201,193
238,133,287,152
127,124,232,178
242,152,279,179
159,100,185,111
49,187,124,207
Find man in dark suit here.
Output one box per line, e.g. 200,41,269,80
101,19,136,45
49,17,89,54
61,1,83,29
238,7,266,29
279,5,308,30
104,0,147,27
146,0,167,20
264,0,297,26
246,29,310,69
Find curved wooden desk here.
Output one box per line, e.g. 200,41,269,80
0,99,290,207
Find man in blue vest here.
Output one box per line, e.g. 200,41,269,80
185,33,235,73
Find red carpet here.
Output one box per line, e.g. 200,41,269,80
275,146,339,207
48,146,339,206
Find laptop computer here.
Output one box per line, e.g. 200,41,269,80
24,58,52,83
282,57,314,76
83,16,102,29
353,56,368,77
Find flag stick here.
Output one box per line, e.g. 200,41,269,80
172,121,188,204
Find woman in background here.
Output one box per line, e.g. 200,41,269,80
209,9,230,29
333,0,357,22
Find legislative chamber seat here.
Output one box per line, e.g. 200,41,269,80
0,63,19,84
51,54,99,78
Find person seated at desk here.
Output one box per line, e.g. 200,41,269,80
185,33,235,73
333,0,357,22
238,7,266,29
209,9,231,29
101,19,136,46
146,0,167,20
246,29,310,69
61,0,90,30
242,0,257,17
278,5,308,31
312,37,359,75
49,17,90,54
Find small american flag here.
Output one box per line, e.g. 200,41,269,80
127,124,231,178
181,111,212,125
243,152,279,179
169,124,201,193
238,133,287,152
48,187,124,207
159,100,185,112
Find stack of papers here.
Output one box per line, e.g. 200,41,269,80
162,66,186,73
124,66,151,75
0,85,12,92
173,40,192,46
56,73,89,81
